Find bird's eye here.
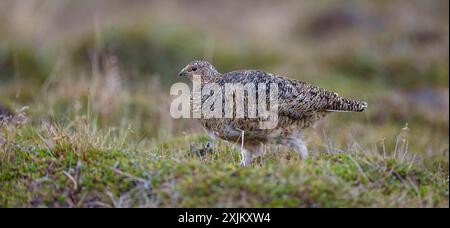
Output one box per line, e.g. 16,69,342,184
192,66,197,71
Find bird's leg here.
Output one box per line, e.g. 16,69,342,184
239,142,263,167
240,149,252,167
284,138,309,160
250,143,265,162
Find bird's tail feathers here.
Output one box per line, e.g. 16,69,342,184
327,98,367,112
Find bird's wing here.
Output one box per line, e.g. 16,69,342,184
276,78,342,118
277,77,367,117
217,70,366,120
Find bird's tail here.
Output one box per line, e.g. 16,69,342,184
327,97,367,112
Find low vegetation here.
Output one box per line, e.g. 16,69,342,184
0,0,448,207
0,104,448,207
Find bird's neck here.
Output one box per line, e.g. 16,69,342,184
206,69,221,79
196,73,221,84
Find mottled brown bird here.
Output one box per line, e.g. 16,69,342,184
178,60,367,166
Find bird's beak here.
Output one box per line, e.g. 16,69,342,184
178,70,188,77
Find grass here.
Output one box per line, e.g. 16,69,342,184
0,109,448,208
0,0,448,208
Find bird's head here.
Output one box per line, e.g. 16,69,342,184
178,60,220,80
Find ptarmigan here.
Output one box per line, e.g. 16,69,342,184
178,60,367,166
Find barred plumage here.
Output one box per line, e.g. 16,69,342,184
178,60,367,166
327,97,368,112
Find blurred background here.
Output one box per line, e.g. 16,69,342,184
0,0,448,153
